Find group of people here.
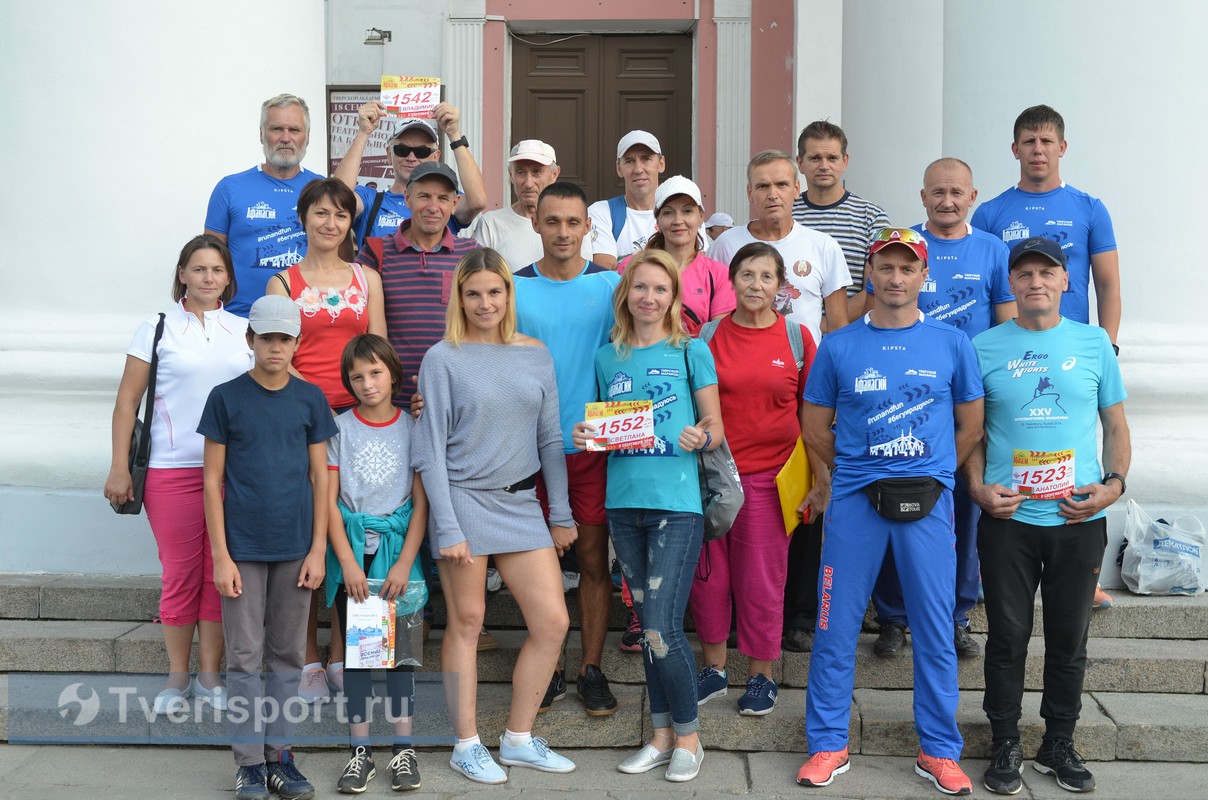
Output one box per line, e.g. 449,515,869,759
102,92,1131,799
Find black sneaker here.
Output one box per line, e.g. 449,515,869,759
337,746,375,794
954,624,980,659
538,669,567,714
235,764,270,800
576,663,619,716
388,748,421,791
620,608,643,652
983,738,1023,795
1034,738,1095,792
267,751,316,800
782,627,814,653
873,622,907,657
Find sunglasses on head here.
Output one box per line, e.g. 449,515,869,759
392,143,435,159
872,227,924,245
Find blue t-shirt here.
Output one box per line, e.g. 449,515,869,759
197,372,338,561
803,314,984,501
515,262,621,453
353,184,465,243
970,183,1116,324
204,165,323,316
972,318,1126,527
594,337,717,513
865,225,1012,339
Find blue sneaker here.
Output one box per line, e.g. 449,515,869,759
235,764,269,800
449,743,507,785
696,666,728,706
737,673,777,716
498,735,576,773
266,751,314,800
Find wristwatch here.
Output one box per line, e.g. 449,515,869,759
449,135,469,150
1102,472,1127,494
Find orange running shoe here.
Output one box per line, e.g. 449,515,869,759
915,750,973,795
796,748,850,787
1093,584,1113,609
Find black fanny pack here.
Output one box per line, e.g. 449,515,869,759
863,477,944,522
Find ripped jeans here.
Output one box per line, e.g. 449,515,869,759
607,508,703,735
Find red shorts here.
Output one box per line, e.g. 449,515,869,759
536,450,608,527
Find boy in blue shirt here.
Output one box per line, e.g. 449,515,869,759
200,294,338,800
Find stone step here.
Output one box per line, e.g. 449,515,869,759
6,572,1207,639
4,621,1206,699
7,668,1201,761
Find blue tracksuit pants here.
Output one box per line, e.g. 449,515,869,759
805,489,963,759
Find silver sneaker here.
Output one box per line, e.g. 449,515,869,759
664,742,703,782
616,743,673,774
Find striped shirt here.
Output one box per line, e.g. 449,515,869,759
792,191,889,296
356,222,479,401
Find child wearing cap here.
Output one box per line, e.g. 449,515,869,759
199,293,339,800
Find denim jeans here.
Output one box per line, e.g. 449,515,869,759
607,508,703,735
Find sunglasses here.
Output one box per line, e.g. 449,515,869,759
392,143,435,159
871,227,925,245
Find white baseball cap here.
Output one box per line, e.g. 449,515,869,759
705,212,734,228
248,294,301,338
654,175,703,212
616,130,662,159
508,140,557,166
391,118,438,142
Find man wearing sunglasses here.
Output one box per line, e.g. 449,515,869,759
798,228,983,795
336,100,486,244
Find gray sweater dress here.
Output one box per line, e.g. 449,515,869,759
412,340,574,558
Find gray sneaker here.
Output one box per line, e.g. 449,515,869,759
664,743,703,783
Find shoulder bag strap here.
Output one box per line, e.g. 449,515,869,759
784,315,805,370
360,190,386,248
607,195,627,242
135,313,167,467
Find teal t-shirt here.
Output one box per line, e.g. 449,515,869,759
972,318,1126,526
515,262,621,453
594,337,717,513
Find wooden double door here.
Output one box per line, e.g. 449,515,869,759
511,33,693,204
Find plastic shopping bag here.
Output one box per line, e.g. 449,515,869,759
344,578,425,668
1120,499,1206,596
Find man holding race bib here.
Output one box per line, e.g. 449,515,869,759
965,236,1131,796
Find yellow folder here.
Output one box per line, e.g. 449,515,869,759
775,437,813,536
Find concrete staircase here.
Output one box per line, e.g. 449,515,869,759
2,573,1206,763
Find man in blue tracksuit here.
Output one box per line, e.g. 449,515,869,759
797,228,984,796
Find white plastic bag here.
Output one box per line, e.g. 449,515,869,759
1120,499,1206,596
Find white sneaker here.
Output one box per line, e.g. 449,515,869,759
485,568,503,593
298,667,330,703
326,661,344,693
449,743,507,785
152,683,191,715
190,676,227,711
561,571,580,593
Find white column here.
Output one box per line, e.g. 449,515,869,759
714,0,752,221
443,14,486,183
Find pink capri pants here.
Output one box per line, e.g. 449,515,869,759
143,467,221,626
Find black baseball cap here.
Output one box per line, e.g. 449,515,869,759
1008,236,1068,271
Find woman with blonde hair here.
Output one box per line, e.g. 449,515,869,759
573,248,724,782
412,247,577,784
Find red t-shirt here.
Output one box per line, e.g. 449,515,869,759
706,315,816,474
287,262,371,409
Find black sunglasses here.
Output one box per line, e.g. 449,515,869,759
392,143,435,159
